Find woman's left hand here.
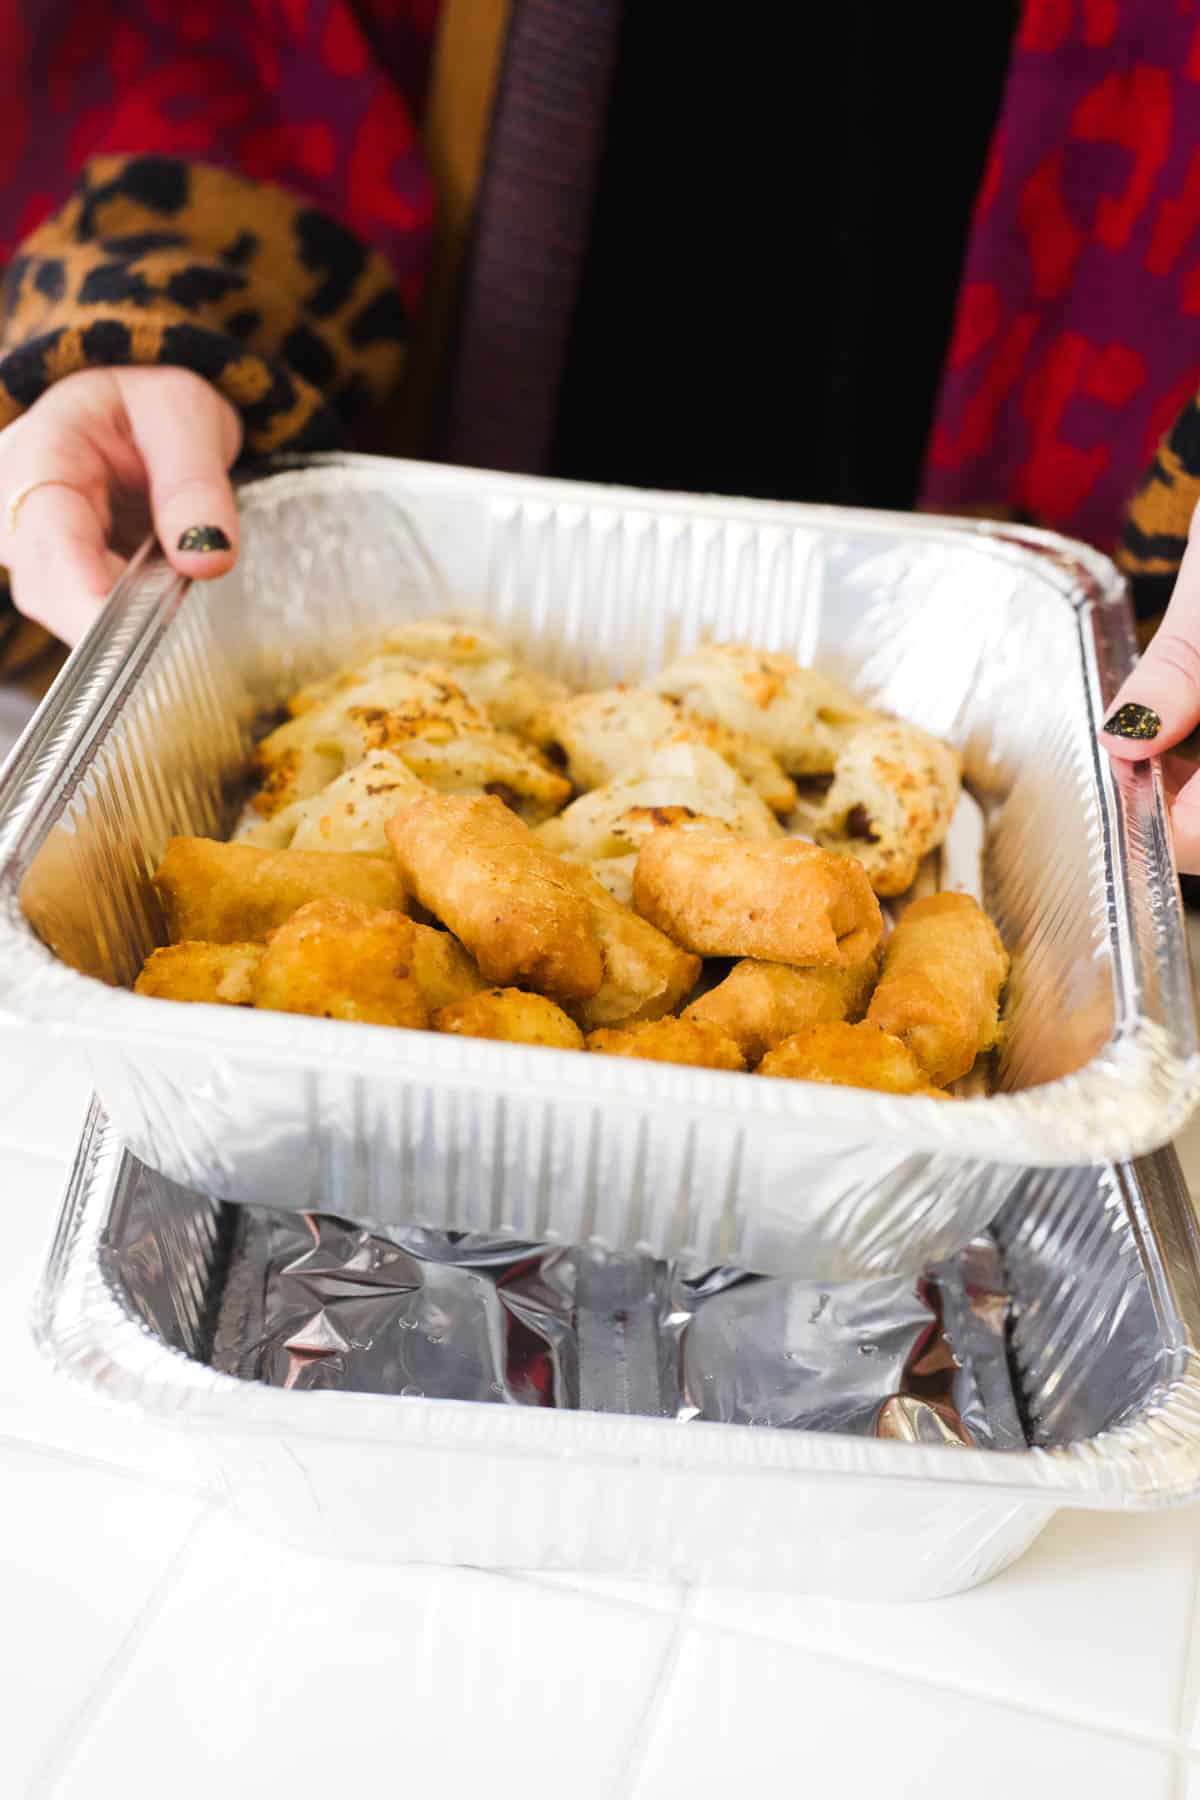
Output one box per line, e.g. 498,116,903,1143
1104,500,1200,872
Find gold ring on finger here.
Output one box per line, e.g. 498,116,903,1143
5,479,74,537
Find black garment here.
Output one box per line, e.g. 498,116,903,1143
554,5,1018,509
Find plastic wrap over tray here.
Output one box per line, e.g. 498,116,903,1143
1,457,1196,1280
32,1107,1200,1596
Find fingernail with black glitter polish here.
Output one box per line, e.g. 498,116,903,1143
177,525,231,553
1103,701,1162,741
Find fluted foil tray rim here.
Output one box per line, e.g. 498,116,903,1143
0,455,1196,1170
32,1104,1200,1509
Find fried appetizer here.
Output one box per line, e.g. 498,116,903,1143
758,1021,945,1096
535,686,795,813
574,878,701,1029
633,831,883,966
253,900,429,1028
538,740,780,903
433,987,584,1050
814,720,962,897
388,793,606,1003
290,623,568,738
408,925,487,1012
388,793,699,1023
684,955,879,1064
865,892,1007,1087
586,1016,745,1071
650,644,873,775
135,941,264,1006
154,838,408,944
253,665,569,826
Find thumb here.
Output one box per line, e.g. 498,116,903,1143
119,367,242,580
1104,508,1200,758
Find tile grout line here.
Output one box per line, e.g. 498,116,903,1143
0,1427,219,1505
506,1569,686,1614
491,1566,687,1625
474,1562,1192,1754
613,1589,697,1800
1170,1534,1200,1755
25,1501,219,1800
677,1607,1191,1757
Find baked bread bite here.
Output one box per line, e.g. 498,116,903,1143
538,738,779,904
650,643,873,774
536,685,795,812
813,720,961,896
291,621,567,739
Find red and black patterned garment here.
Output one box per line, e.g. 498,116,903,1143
922,1,1200,627
2,0,1200,685
0,0,439,684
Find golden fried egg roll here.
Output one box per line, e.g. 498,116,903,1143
586,1016,745,1071
253,900,428,1028
684,954,879,1065
865,891,1008,1087
572,876,701,1030
135,941,263,1006
632,832,883,967
154,838,408,944
388,793,699,1023
387,793,606,1003
433,988,585,1050
758,1021,946,1096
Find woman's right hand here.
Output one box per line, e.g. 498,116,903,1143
0,366,241,646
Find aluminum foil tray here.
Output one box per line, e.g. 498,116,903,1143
1,456,1196,1281
34,1107,1200,1597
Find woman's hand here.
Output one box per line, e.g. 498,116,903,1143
1104,505,1200,873
0,366,241,646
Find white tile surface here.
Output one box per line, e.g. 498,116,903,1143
0,1034,90,1161
691,1506,1200,1740
1,1441,208,1799
521,1570,686,1615
631,1624,1175,1800
0,1141,210,1494
0,912,1198,1795
48,1512,678,1800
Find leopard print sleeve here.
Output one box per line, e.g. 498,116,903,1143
0,154,409,454
1117,393,1200,645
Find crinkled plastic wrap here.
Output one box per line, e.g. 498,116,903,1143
33,1107,1200,1596
1,458,1197,1280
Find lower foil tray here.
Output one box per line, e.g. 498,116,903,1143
34,1104,1200,1598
